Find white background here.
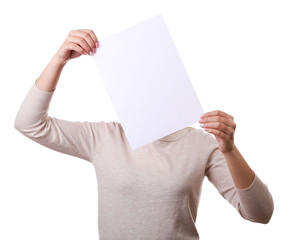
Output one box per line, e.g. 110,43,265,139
0,0,289,239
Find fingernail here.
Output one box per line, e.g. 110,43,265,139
200,124,204,127
92,48,96,53
96,41,99,48
83,51,87,55
89,51,94,56
198,119,203,123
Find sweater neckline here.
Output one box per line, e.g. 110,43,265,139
158,127,190,142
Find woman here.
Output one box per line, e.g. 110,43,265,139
14,29,274,239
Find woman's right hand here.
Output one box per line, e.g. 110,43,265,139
54,29,99,65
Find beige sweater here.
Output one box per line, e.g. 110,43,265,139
14,82,274,239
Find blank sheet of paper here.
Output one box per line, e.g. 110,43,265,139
92,14,203,150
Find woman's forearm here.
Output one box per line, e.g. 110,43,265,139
223,144,255,189
35,54,66,92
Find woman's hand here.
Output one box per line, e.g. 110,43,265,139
199,110,236,154
54,29,99,65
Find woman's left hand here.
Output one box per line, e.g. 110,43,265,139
199,110,236,154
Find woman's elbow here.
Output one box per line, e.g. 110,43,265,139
14,115,32,135
259,204,274,224
239,199,274,224
14,114,49,139
14,116,24,133
250,203,274,224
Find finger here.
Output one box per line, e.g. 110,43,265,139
67,35,91,54
69,30,95,53
79,29,98,52
80,29,99,48
65,42,85,55
201,110,234,120
201,122,234,136
199,116,236,129
204,128,228,140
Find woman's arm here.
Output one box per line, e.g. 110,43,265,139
36,29,99,92
201,110,274,223
14,29,116,163
199,110,255,189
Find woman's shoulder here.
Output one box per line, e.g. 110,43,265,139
187,126,206,136
186,126,218,146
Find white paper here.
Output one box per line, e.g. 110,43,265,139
92,14,203,150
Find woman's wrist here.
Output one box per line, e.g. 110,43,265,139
222,143,237,156
51,53,67,68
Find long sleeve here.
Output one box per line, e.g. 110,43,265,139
205,136,274,224
14,81,115,163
